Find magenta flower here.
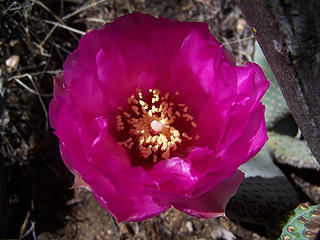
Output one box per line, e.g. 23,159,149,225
49,13,269,222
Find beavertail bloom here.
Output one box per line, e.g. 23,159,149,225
49,13,269,222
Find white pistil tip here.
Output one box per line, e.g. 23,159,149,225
150,120,164,133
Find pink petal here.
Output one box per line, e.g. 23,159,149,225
61,142,168,222
185,147,237,198
167,31,221,116
54,104,168,222
49,75,68,129
54,102,102,181
224,104,268,165
62,34,108,123
196,97,230,150
90,174,169,222
84,117,160,198
149,157,197,199
236,62,270,106
172,170,244,218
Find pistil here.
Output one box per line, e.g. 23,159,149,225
150,120,165,133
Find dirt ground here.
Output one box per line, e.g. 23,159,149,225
1,0,318,239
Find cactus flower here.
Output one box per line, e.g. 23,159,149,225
49,13,270,222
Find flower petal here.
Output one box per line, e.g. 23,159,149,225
172,170,244,218
87,117,159,197
54,102,168,222
90,174,169,222
149,157,197,199
62,32,109,123
196,97,230,149
49,75,68,129
225,104,268,166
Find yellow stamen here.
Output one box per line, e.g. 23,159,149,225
115,88,199,162
123,112,131,118
183,114,193,121
183,106,188,112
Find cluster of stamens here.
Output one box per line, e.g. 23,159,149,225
116,88,199,163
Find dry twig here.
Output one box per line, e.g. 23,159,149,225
44,20,86,35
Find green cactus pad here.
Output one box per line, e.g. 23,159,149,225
226,176,300,226
239,145,284,178
254,41,290,129
279,203,320,240
267,132,320,170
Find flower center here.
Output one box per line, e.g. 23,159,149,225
116,88,199,163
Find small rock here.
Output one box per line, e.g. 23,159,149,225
236,18,247,33
119,223,129,236
6,55,20,72
186,221,193,232
9,39,19,47
211,224,236,240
